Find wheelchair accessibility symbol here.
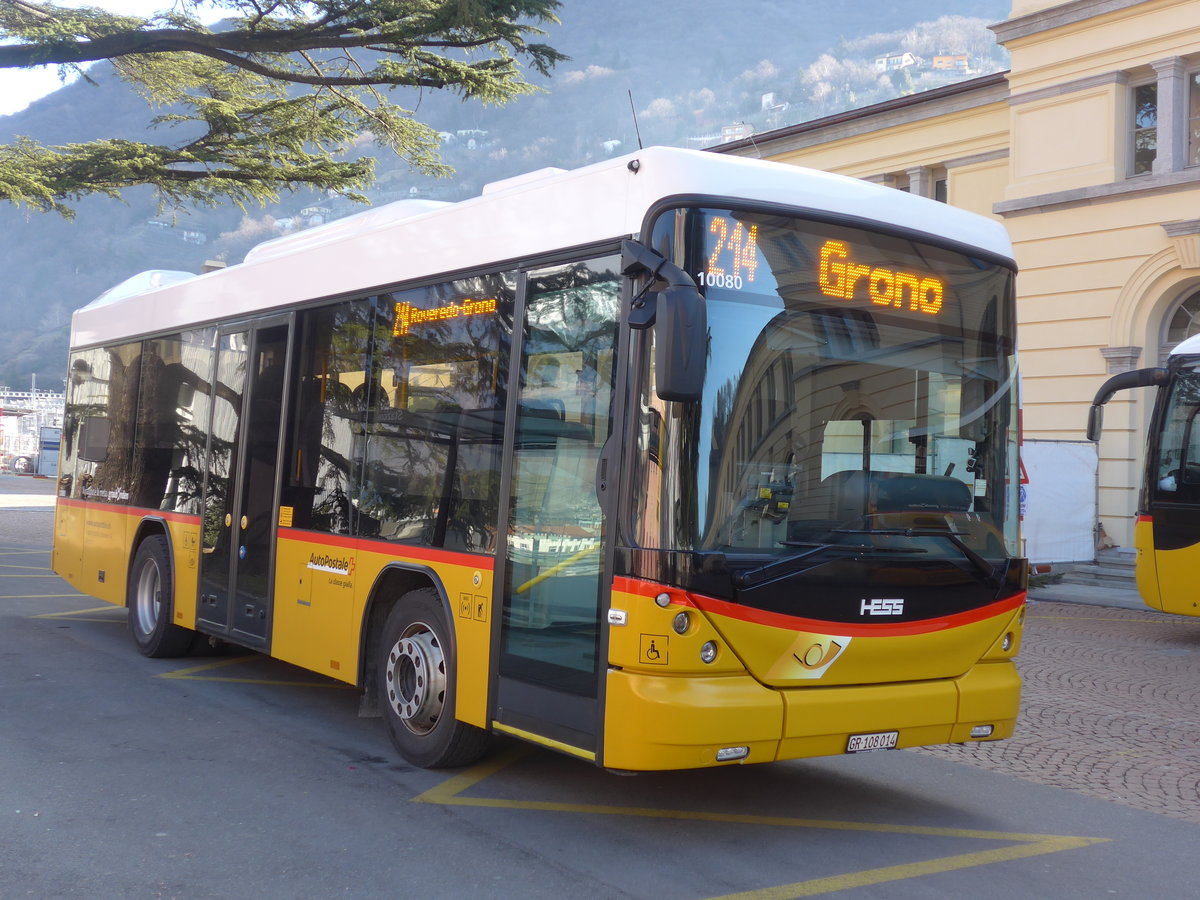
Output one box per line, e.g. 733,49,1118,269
640,634,669,665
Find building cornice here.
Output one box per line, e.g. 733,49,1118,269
995,168,1200,216
991,0,1152,44
1163,220,1200,268
713,73,1010,158
945,149,1011,169
1009,70,1128,105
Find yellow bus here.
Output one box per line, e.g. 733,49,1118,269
1088,337,1200,616
53,147,1026,770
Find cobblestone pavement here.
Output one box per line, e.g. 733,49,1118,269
915,598,1200,824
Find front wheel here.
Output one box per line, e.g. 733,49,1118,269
379,588,489,768
128,535,193,658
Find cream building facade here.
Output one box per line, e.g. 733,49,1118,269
719,0,1200,553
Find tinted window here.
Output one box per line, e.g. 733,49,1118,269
130,330,214,511
1152,365,1200,504
282,299,372,535
636,208,1019,561
356,274,514,551
61,343,143,504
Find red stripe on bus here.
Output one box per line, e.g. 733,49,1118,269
277,528,496,571
55,497,201,525
613,575,1025,636
1136,515,1153,524
277,529,360,551
55,497,491,571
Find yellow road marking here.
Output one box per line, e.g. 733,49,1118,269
709,836,1107,900
412,745,531,804
414,749,1108,898
0,564,53,571
32,605,118,617
5,594,90,600
0,548,51,554
164,674,356,688
158,655,265,677
0,573,68,578
157,655,353,689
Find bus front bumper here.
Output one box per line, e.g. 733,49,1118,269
601,661,1020,771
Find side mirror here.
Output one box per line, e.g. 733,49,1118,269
1086,367,1169,441
1086,404,1104,443
655,283,707,402
620,239,708,403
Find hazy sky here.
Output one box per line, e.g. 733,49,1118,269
0,1,217,116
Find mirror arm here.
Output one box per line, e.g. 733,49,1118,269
1086,366,1168,441
621,239,699,329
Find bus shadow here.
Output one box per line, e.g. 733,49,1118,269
436,738,1018,835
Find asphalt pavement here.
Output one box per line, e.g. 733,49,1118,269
5,471,1200,898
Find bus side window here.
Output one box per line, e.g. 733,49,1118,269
356,277,512,551
1180,411,1200,490
1155,371,1200,499
283,299,371,534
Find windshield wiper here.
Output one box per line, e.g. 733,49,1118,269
735,541,925,589
832,527,1002,590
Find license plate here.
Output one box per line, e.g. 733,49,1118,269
846,730,898,753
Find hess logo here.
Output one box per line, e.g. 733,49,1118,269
861,598,904,616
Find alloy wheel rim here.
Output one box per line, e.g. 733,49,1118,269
135,558,161,635
384,623,447,736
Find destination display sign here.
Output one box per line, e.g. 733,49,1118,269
393,297,498,337
818,239,944,316
694,213,946,318
698,215,760,290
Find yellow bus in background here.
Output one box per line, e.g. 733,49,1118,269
1089,336,1200,617
53,147,1025,770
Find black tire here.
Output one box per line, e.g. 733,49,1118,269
127,535,193,658
379,588,490,768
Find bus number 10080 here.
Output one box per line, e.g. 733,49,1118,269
696,271,745,290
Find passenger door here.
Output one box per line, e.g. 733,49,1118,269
197,318,291,648
494,256,622,756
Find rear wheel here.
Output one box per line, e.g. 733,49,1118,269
128,535,193,658
379,588,489,768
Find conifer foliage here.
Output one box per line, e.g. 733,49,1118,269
0,0,564,216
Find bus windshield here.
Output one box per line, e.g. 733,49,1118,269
637,208,1019,564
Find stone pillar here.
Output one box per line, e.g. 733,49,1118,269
905,166,931,199
1151,57,1187,175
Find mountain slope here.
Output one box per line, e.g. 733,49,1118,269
0,0,1009,388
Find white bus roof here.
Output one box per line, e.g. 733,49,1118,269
1171,334,1200,357
70,146,1015,348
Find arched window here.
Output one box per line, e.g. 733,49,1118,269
1162,287,1200,361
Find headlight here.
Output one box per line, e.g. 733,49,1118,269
672,610,691,634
